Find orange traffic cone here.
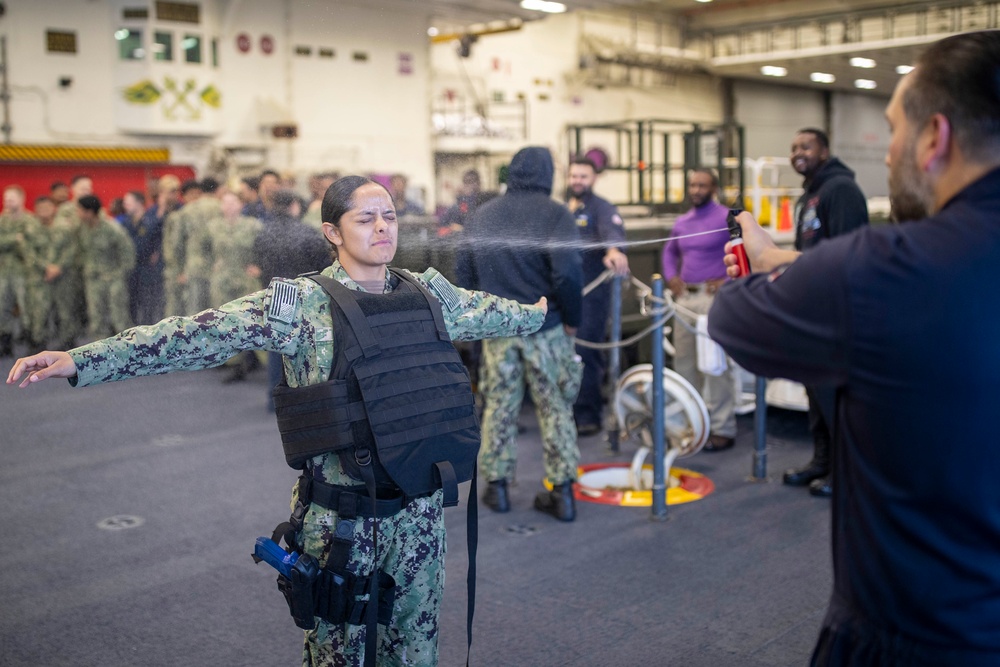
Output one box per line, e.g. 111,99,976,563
777,198,793,232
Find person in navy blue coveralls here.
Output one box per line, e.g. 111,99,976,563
566,157,629,435
710,31,1000,666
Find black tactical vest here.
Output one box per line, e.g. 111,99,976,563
271,269,480,505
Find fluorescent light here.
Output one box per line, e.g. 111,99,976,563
810,72,836,83
696,0,714,3
854,79,877,90
850,57,876,68
115,29,130,41
520,0,567,12
760,65,787,77
427,27,439,37
896,65,914,74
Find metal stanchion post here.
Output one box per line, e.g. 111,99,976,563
607,275,622,453
651,275,668,521
750,375,768,481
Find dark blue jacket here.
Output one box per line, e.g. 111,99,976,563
570,191,625,281
456,146,583,331
710,167,1000,659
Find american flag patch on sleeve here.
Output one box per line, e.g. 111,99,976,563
429,272,461,312
267,279,299,324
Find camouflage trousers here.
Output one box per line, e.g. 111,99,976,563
298,488,445,667
0,272,28,336
25,279,51,343
479,324,582,486
84,275,131,339
163,271,188,317
186,277,211,315
51,273,82,345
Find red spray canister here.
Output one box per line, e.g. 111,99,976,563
727,208,752,277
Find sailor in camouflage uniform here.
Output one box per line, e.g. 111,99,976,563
181,178,221,315
54,176,92,341
8,175,546,667
202,190,264,382
77,195,136,340
24,196,60,349
0,186,38,355
456,146,585,522
163,179,209,316
204,191,263,306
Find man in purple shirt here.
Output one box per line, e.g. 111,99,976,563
661,169,737,451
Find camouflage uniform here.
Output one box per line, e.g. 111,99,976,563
52,201,84,343
24,215,58,346
161,207,187,317
478,325,582,486
203,214,263,305
78,214,135,339
68,260,544,667
181,197,222,315
0,211,38,343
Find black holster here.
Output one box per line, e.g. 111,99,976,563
276,552,396,630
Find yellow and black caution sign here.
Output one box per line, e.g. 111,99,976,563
0,144,170,164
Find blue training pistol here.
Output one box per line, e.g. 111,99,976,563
252,536,299,578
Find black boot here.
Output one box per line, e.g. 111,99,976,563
809,476,833,498
483,479,510,513
783,430,830,486
533,482,576,522
782,459,829,486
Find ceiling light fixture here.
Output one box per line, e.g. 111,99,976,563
810,72,836,83
896,65,914,74
850,57,876,68
427,27,439,37
520,0,567,13
761,65,787,77
854,79,877,90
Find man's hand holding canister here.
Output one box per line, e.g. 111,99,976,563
723,211,801,278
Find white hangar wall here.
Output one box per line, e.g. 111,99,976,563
0,1,889,207
2,0,434,199
429,11,724,205
731,80,890,204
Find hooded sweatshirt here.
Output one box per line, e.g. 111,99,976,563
456,146,583,331
795,157,869,251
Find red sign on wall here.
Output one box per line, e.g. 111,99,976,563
236,33,251,53
260,35,275,55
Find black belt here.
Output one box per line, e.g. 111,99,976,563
309,479,410,518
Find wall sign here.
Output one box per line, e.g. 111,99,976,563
155,1,200,24
398,52,412,75
236,33,251,53
260,35,274,55
46,30,77,54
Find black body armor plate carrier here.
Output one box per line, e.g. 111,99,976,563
271,269,480,504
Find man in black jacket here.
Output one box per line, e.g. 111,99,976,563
784,128,869,497
456,146,584,521
711,31,1000,664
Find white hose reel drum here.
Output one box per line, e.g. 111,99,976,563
613,364,710,491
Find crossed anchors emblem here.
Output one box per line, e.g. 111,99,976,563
122,77,221,120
